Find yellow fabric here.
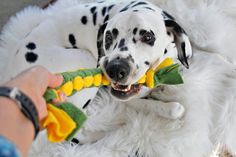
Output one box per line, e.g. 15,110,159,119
102,75,110,85
43,104,76,142
145,58,174,88
60,81,73,96
73,76,84,91
154,57,174,72
93,74,102,86
137,75,146,84
83,76,94,87
146,69,155,88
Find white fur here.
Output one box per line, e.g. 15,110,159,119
1,0,236,157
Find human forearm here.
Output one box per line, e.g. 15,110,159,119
0,97,34,157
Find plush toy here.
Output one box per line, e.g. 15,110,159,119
43,57,183,142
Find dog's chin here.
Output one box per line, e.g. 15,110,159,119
109,83,142,101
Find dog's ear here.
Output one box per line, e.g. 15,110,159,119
162,11,192,69
97,23,108,62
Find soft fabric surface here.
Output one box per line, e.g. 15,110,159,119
1,0,236,157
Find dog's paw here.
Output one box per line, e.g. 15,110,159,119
167,102,185,119
72,129,106,144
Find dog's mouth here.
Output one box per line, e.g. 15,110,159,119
110,83,142,100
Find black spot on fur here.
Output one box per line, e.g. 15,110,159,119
26,42,36,50
164,49,167,54
108,4,115,11
144,7,155,11
103,15,109,23
113,42,118,50
25,52,38,63
120,1,135,12
127,54,134,63
105,31,113,50
120,6,129,12
120,47,128,51
82,99,91,109
133,10,139,12
132,38,136,43
118,38,125,48
167,31,171,36
136,64,139,69
69,34,77,48
112,28,119,39
90,6,97,14
144,61,150,65
71,138,80,144
162,11,175,20
133,28,138,35
81,16,88,25
131,1,136,4
93,12,97,25
132,2,148,8
150,30,155,36
102,7,107,16
139,29,147,36
97,23,107,62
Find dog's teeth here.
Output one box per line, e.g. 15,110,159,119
111,83,132,92
123,88,128,92
123,85,131,92
111,83,116,89
127,85,131,90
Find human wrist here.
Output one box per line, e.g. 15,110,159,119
0,97,34,132
0,97,34,157
0,87,40,139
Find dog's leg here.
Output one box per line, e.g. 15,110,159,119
126,98,185,119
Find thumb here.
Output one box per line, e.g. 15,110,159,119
48,74,63,88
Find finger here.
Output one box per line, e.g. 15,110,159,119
58,91,67,102
48,74,63,88
37,98,48,121
52,92,67,104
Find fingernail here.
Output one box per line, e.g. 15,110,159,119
58,91,67,102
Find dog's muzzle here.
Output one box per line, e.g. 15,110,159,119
103,57,142,100
105,57,130,83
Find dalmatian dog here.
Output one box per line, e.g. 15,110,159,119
1,0,191,142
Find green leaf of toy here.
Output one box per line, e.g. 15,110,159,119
55,102,87,141
154,64,184,86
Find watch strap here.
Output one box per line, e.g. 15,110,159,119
0,86,39,139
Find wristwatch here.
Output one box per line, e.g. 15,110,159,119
0,86,39,139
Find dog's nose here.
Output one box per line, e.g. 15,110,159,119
105,57,130,82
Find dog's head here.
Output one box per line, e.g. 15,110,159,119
98,3,192,101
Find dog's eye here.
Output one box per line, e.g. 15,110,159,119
140,32,155,45
105,31,113,50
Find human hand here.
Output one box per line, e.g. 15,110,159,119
5,66,63,120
